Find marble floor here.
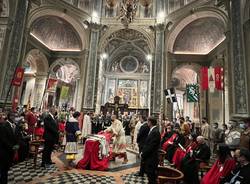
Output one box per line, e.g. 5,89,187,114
8,145,146,184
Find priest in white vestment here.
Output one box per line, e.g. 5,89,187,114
81,112,92,138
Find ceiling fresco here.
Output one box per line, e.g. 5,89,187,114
173,17,225,55
30,16,82,51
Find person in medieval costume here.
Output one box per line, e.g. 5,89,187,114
201,144,236,184
81,112,92,139
105,114,128,164
64,111,81,169
180,136,211,184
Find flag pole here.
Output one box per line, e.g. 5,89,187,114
222,57,225,125
174,90,181,117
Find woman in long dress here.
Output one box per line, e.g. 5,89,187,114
105,114,128,164
65,111,81,169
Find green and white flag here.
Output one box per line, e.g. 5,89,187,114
186,84,199,102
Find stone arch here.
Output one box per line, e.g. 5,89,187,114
24,49,49,75
98,26,154,54
28,7,88,51
172,63,201,77
49,58,80,83
167,8,228,54
171,63,201,88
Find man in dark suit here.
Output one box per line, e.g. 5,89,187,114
136,116,150,176
0,112,19,184
41,107,59,168
141,117,161,184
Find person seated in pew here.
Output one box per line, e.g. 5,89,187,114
201,144,236,184
163,125,186,162
160,124,174,148
180,136,211,184
172,133,198,169
221,148,250,184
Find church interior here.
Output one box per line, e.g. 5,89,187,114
0,0,250,184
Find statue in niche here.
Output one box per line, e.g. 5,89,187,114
142,64,149,73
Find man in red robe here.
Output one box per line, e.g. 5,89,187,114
25,107,37,135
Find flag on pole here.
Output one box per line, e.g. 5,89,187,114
214,66,223,90
60,86,69,101
164,88,177,103
200,67,208,90
200,66,224,92
186,84,199,102
208,67,215,93
12,67,24,86
47,78,58,93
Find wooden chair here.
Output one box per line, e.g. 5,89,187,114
158,166,184,184
28,139,44,168
159,149,166,166
199,162,211,178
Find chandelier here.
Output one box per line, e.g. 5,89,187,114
118,0,138,27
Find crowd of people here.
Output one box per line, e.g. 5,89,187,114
1,106,250,184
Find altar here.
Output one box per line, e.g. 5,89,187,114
75,132,139,171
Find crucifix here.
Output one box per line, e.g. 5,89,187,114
104,96,128,117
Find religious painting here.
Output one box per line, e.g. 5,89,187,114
117,80,138,108
139,80,148,108
107,79,116,103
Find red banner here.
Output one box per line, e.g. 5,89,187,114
47,78,58,92
12,67,24,86
200,67,208,90
214,66,223,90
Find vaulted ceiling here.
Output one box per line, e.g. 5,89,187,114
173,17,225,55
30,16,82,51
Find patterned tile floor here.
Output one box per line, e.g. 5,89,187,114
8,157,58,184
7,147,217,184
121,172,148,184
36,173,116,184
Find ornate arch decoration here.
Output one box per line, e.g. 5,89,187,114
28,7,88,51
49,58,80,83
107,45,150,73
167,8,228,54
24,49,49,76
0,0,9,17
98,26,154,54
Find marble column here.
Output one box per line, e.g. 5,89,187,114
33,74,47,109
78,50,89,111
95,56,106,113
83,26,100,111
0,0,30,104
152,24,165,115
229,0,249,117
